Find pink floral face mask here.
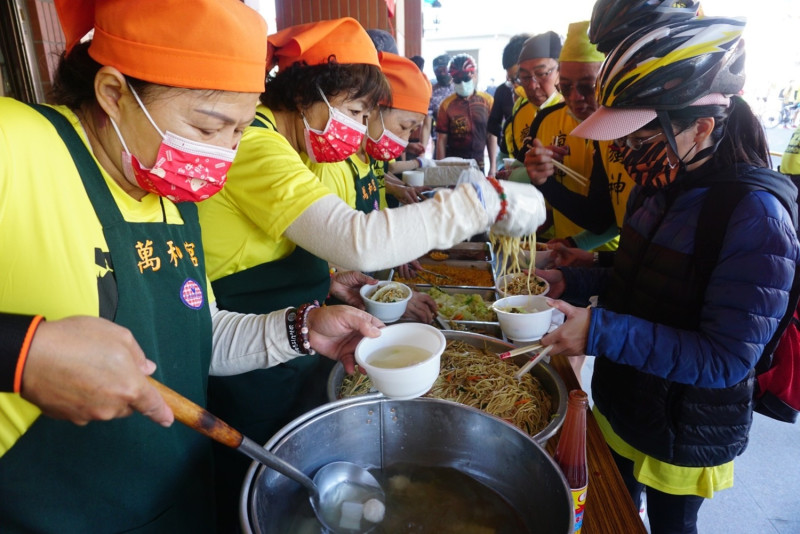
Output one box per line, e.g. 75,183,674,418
365,111,408,161
303,89,367,163
110,86,236,202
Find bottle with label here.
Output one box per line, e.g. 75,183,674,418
554,389,589,534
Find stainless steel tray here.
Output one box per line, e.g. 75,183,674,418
422,241,494,263
327,330,567,445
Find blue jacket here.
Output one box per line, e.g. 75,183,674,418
562,164,800,466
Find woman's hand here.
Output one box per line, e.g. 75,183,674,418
307,306,384,374
395,260,422,280
540,299,590,357
330,270,378,308
21,316,173,427
401,291,438,324
550,243,595,268
386,180,423,204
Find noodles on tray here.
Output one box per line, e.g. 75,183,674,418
340,340,553,436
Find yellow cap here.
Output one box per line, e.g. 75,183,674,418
559,21,605,63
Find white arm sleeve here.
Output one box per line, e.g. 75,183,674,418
208,300,303,376
284,184,490,272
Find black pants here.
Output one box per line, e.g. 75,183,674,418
610,450,706,534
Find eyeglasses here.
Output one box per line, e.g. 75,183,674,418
557,82,596,99
617,131,665,151
515,66,556,85
452,73,473,83
618,124,693,151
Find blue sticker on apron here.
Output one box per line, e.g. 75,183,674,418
180,278,204,309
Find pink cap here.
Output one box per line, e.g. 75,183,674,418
570,93,731,140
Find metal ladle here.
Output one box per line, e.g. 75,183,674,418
148,377,385,533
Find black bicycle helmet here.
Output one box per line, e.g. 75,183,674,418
589,0,701,53
597,16,745,111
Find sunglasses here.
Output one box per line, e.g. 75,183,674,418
452,73,474,83
557,82,596,99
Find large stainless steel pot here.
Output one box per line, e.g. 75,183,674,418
240,396,574,533
327,330,568,445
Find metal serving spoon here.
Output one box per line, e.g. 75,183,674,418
148,377,385,533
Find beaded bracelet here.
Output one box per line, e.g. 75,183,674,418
295,300,320,355
485,176,508,222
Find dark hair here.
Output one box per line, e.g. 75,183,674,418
49,41,207,110
410,55,425,71
261,60,391,112
366,29,398,54
643,96,770,169
502,33,532,70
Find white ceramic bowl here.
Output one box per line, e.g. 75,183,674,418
354,323,446,399
496,273,550,299
360,281,412,323
492,295,554,342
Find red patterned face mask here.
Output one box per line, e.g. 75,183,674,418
111,86,236,202
303,90,367,163
365,112,408,161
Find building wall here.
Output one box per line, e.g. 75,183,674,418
24,0,64,99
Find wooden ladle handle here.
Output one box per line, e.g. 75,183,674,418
147,376,243,449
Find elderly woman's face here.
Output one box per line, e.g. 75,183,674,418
120,86,258,169
304,93,372,132
367,108,425,141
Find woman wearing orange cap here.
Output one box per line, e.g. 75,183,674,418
0,2,385,531
197,18,547,526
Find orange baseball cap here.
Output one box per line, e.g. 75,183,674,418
54,0,268,93
268,17,380,71
378,52,432,115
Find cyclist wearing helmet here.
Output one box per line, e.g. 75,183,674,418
538,17,800,533
435,53,497,175
428,54,454,149
588,0,701,53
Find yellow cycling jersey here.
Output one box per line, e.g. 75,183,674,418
504,91,564,160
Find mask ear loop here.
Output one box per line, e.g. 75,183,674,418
127,84,166,138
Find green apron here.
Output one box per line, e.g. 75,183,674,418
206,110,334,530
347,155,380,214
0,106,214,532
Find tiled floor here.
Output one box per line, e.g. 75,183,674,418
580,358,800,534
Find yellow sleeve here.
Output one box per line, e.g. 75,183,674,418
305,158,357,209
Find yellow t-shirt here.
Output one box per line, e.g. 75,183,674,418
198,105,332,281
306,156,356,209
0,98,190,454
594,407,733,499
780,125,800,175
532,105,619,251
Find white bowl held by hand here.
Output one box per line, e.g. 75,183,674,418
360,281,412,323
493,295,554,342
355,323,446,399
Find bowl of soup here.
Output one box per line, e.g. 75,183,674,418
354,323,446,400
360,281,412,324
493,295,554,342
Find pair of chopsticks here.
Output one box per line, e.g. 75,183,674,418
551,160,589,188
497,343,554,381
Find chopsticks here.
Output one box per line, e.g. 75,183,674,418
498,342,543,360
513,345,554,381
416,267,455,281
551,160,589,188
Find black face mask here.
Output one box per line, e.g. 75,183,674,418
621,138,698,190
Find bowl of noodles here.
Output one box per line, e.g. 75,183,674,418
329,331,567,445
360,281,412,323
496,272,550,299
493,295,554,342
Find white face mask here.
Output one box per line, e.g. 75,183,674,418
454,80,475,97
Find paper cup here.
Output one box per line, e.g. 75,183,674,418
402,170,425,187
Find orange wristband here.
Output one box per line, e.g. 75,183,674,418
14,315,44,393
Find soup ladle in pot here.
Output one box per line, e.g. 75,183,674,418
147,377,385,533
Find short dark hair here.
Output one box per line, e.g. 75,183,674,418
366,29,398,54
261,59,391,112
502,33,532,70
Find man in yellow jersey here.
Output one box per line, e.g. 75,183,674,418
524,21,633,253
503,31,564,183
781,123,800,178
